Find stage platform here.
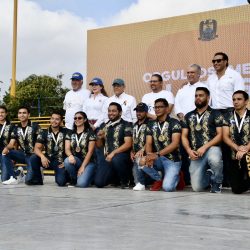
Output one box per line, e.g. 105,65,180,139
0,177,249,250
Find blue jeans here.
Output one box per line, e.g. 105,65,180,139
1,150,32,182
134,159,161,185
189,146,223,192
94,148,131,188
29,154,68,186
64,156,96,188
139,156,181,191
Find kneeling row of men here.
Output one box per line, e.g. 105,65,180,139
0,87,249,194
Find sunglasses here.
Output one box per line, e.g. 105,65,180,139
74,116,83,120
212,59,223,64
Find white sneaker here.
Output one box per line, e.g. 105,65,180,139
2,176,19,185
16,167,25,183
133,183,145,191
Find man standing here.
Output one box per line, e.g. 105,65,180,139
2,106,41,184
141,98,182,192
182,87,224,193
142,74,174,119
95,102,133,188
223,90,250,194
104,78,137,124
27,111,68,186
175,64,208,120
207,52,245,186
63,72,90,129
130,103,150,191
207,52,245,110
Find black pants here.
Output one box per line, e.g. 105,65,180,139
229,157,250,194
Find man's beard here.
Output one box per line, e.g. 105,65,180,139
195,101,207,109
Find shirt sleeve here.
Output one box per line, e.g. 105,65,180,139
36,131,46,144
174,90,182,115
181,115,189,129
167,91,175,105
65,130,72,141
233,73,245,92
130,96,137,123
124,122,133,137
88,130,97,141
214,111,224,127
171,119,182,133
94,97,108,129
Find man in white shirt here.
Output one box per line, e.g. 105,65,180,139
207,52,245,110
142,74,174,119
175,64,208,120
207,52,245,187
105,78,137,123
63,72,90,129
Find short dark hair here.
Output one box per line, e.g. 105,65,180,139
196,87,210,96
155,98,169,107
18,106,30,114
51,110,64,120
109,102,122,112
233,90,249,101
214,52,229,67
152,73,163,82
0,105,8,113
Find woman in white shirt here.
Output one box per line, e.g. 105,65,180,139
83,77,108,130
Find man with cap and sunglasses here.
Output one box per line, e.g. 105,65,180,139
63,72,90,129
131,102,152,191
83,77,108,130
104,78,137,124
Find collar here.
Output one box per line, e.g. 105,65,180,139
194,106,212,114
135,118,149,126
48,126,63,133
156,115,170,123
17,120,32,128
114,92,126,99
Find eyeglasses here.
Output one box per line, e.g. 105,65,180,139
149,80,159,83
212,59,223,64
154,106,166,110
74,116,83,120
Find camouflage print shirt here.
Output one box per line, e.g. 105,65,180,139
146,116,182,162
223,109,250,159
11,121,41,155
100,118,133,154
133,118,149,153
65,128,96,161
36,127,68,163
182,106,223,150
0,122,15,152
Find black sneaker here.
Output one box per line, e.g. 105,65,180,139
210,183,222,193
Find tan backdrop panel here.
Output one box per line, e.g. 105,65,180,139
87,5,250,101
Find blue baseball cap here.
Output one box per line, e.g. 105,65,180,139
89,77,103,85
70,72,83,80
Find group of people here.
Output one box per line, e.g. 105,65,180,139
0,52,249,194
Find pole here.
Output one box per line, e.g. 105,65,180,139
10,0,18,97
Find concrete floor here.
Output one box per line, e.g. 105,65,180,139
0,177,249,250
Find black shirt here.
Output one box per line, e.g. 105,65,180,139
0,122,15,152
133,118,149,153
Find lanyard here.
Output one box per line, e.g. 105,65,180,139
75,133,86,147
133,124,143,139
157,121,167,135
106,119,121,128
234,110,247,133
20,126,29,140
0,122,6,138
196,112,206,125
51,132,60,146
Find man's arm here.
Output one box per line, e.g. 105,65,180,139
181,128,198,160
2,139,16,155
106,137,132,162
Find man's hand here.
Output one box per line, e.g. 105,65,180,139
177,113,184,121
130,151,135,161
196,145,208,158
77,166,85,176
187,149,199,160
106,152,115,162
2,147,9,155
135,149,144,159
236,150,246,160
68,155,76,164
145,153,158,167
41,155,50,168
